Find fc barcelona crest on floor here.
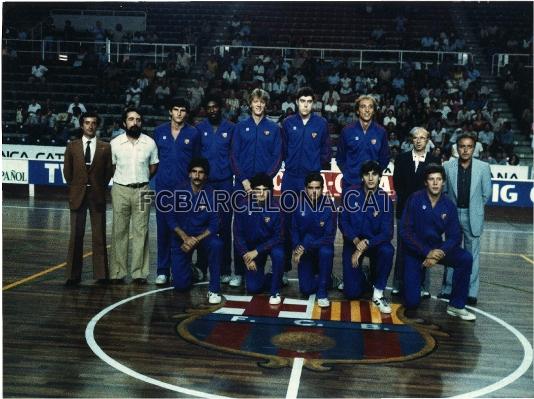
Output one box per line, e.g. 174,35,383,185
175,295,446,371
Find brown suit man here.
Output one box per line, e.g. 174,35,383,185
63,112,113,285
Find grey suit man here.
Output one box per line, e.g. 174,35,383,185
440,133,492,304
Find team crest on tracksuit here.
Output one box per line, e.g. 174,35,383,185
184,139,190,145
441,213,447,220
264,217,270,223
311,132,318,139
175,295,444,371
371,139,377,145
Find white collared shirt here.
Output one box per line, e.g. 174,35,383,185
111,133,159,185
412,150,427,171
82,135,96,165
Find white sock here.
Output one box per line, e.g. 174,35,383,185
373,287,383,300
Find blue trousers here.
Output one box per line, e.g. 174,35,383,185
404,247,472,309
155,190,172,277
342,239,394,299
281,173,305,273
298,246,334,299
243,244,284,296
171,235,222,293
196,179,233,276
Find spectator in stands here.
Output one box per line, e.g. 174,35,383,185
206,55,219,80
72,47,88,68
281,95,295,114
176,47,191,74
63,20,75,41
477,123,494,150
388,131,400,148
27,98,41,118
125,79,142,108
327,70,340,87
371,27,386,45
394,89,409,109
222,65,238,89
496,121,515,155
187,80,205,111
28,60,48,85
457,106,474,124
489,111,505,132
68,96,87,116
391,74,405,92
323,97,338,122
400,135,413,153
421,34,435,50
15,104,25,131
339,72,353,96
154,79,171,109
507,153,520,166
337,106,354,126
383,109,397,126
136,73,150,93
111,23,126,43
224,90,240,120
431,120,447,147
109,120,125,139
322,86,341,106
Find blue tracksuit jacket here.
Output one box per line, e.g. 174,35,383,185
154,122,201,190
196,118,234,182
336,120,389,187
230,116,283,184
282,113,331,177
291,196,337,250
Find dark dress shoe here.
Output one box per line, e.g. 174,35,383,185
65,279,81,287
110,278,125,285
467,297,478,306
437,293,451,300
133,278,147,285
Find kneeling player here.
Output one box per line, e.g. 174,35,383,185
234,173,285,305
165,158,222,304
400,164,475,321
291,172,336,308
339,160,394,313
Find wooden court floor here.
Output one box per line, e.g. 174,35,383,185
2,195,533,398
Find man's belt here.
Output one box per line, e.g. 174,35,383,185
115,182,149,189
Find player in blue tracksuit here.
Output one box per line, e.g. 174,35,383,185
230,88,283,192
195,96,234,282
164,158,223,304
233,173,285,305
291,172,336,308
339,161,394,313
282,87,331,276
336,95,389,193
154,98,200,285
400,164,476,321
230,88,283,287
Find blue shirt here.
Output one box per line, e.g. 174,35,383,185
165,181,220,237
291,195,337,251
196,118,234,182
399,189,462,258
282,113,331,177
154,122,200,190
336,120,389,187
339,186,393,248
230,116,283,184
233,197,284,256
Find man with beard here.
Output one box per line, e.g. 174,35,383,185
400,164,475,320
339,161,394,313
110,108,159,284
166,158,223,304
154,98,200,285
234,173,285,304
281,87,331,283
336,95,390,193
63,111,113,286
195,96,234,283
230,88,283,287
391,127,441,298
291,172,336,307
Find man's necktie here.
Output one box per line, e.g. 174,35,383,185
85,141,91,167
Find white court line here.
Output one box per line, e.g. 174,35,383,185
85,287,233,399
285,293,316,399
86,290,532,398
485,229,532,235
434,297,534,398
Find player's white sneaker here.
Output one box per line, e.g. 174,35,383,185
372,296,392,314
447,305,476,321
155,275,168,285
220,275,232,284
207,291,222,304
229,275,242,287
269,293,282,305
282,272,289,286
317,298,330,308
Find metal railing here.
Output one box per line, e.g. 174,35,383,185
491,53,533,75
213,45,473,68
2,38,197,65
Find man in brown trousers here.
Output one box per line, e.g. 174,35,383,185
63,111,114,285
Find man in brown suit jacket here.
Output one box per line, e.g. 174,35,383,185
63,111,114,285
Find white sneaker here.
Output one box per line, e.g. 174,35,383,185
338,281,344,290
220,274,232,284
229,275,242,287
155,274,168,285
282,272,289,286
447,305,476,321
317,298,330,308
207,291,222,304
269,293,281,305
372,296,392,314
420,289,431,299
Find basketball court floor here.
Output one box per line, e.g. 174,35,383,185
2,196,533,397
